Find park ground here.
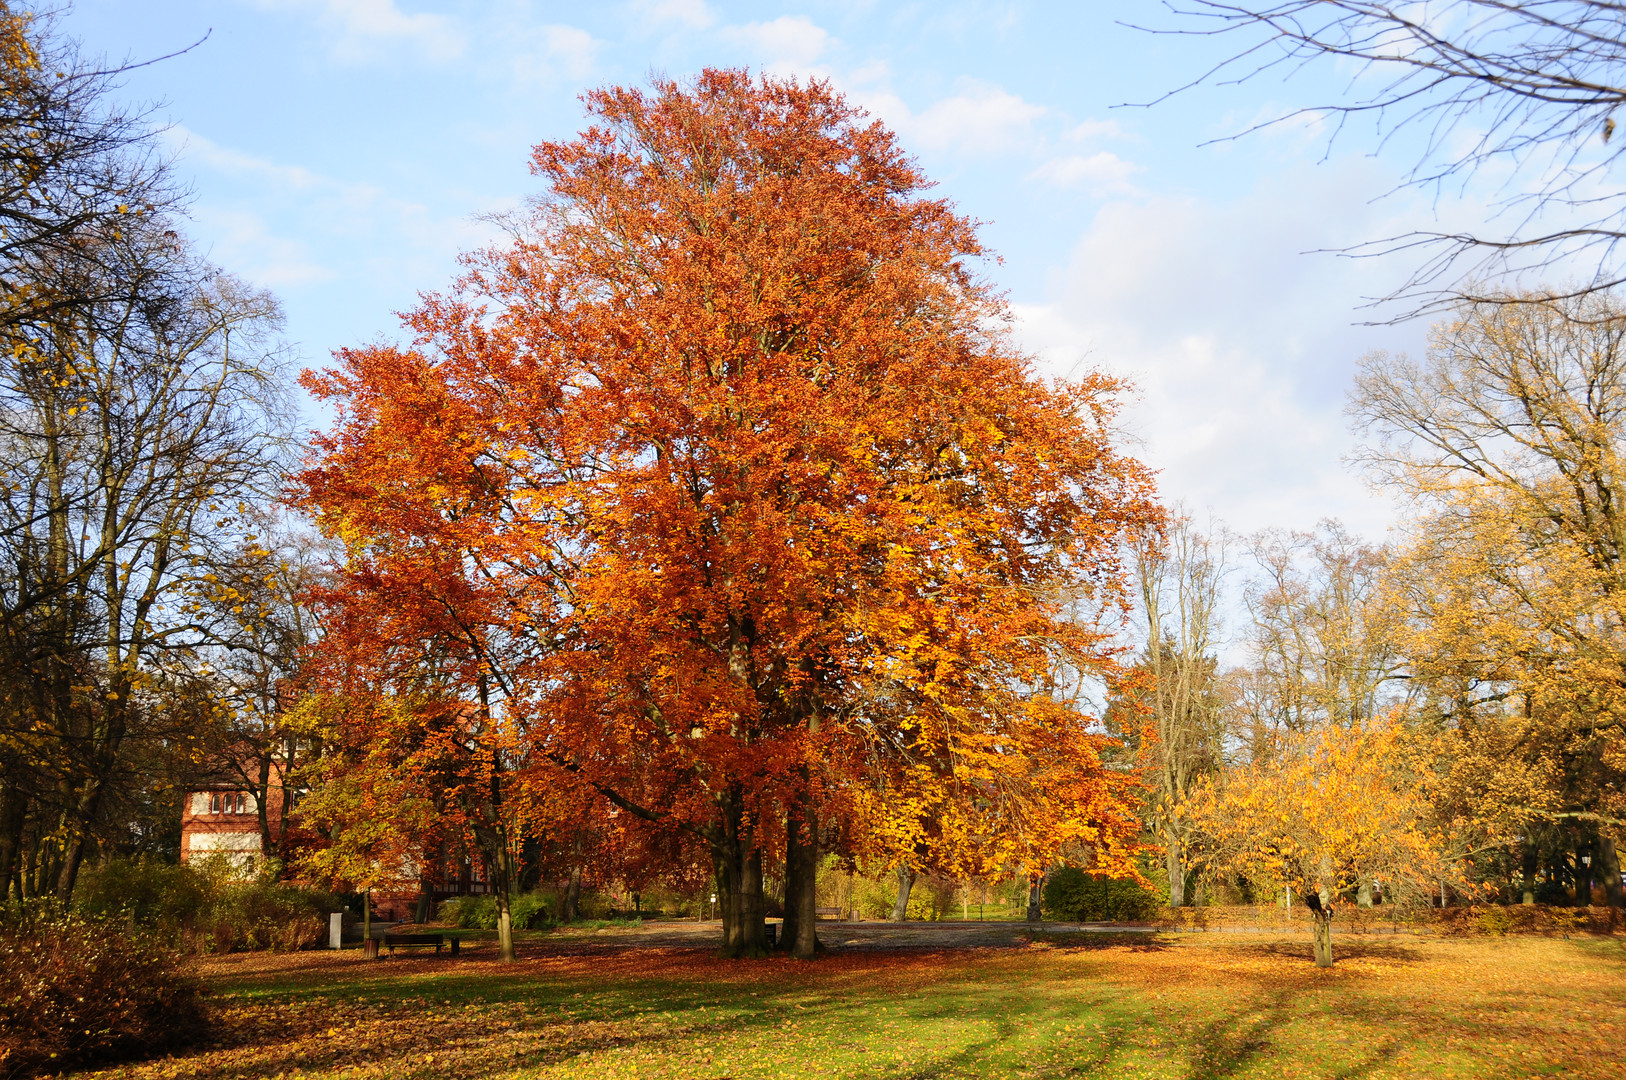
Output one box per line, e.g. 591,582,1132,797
68,921,1626,1080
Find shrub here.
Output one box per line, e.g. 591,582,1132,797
75,857,337,953
0,908,203,1078
74,859,209,926
1043,867,1163,923
438,895,491,928
439,892,553,929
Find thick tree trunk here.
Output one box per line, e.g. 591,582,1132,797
890,864,915,922
563,827,584,922
782,799,820,958
1521,839,1539,905
563,866,581,923
1599,837,1622,908
1026,873,1043,922
712,797,766,957
781,840,802,951
1164,829,1185,907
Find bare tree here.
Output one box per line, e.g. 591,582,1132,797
0,5,294,897
1148,1,1626,315
1243,520,1409,740
1128,514,1230,906
0,250,291,898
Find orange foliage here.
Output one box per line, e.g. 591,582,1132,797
296,70,1159,953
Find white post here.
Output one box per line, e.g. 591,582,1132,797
329,911,343,949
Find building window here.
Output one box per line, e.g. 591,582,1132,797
207,792,249,815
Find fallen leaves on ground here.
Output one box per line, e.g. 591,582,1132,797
64,935,1626,1080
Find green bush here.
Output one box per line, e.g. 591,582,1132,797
439,892,554,930
1042,867,1162,923
75,857,336,953
0,907,203,1078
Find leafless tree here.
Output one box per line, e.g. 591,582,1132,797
1242,520,1410,739
0,6,293,899
1146,2,1626,315
1127,514,1230,906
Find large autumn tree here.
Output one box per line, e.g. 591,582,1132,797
298,70,1157,958
1355,293,1626,903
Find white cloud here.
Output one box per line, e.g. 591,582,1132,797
860,79,1047,157
720,15,832,69
250,0,465,62
168,127,505,315
1028,151,1140,195
192,207,337,289
506,22,599,85
1064,118,1128,142
1012,157,1437,539
631,0,716,30
915,81,1046,153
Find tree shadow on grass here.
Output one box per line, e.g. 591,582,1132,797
1179,988,1294,1080
1034,931,1175,952
1204,938,1428,966
148,995,794,1080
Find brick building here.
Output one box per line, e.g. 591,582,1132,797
179,757,292,869
180,751,492,922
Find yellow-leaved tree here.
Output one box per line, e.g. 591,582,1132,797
1185,719,1452,966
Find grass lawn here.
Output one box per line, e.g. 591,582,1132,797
73,931,1626,1079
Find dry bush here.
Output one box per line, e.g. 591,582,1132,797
0,909,204,1078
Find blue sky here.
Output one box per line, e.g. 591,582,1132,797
61,0,1464,537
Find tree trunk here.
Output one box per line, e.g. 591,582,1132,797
1164,829,1185,907
492,842,515,963
256,753,274,861
1310,903,1333,967
54,779,107,901
1599,837,1622,909
0,780,27,901
890,864,915,922
1026,872,1043,922
563,866,581,923
711,796,766,957
1521,839,1539,905
782,798,820,958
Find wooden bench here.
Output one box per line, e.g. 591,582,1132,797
382,933,459,956
814,906,843,920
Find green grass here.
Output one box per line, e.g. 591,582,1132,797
73,932,1626,1079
